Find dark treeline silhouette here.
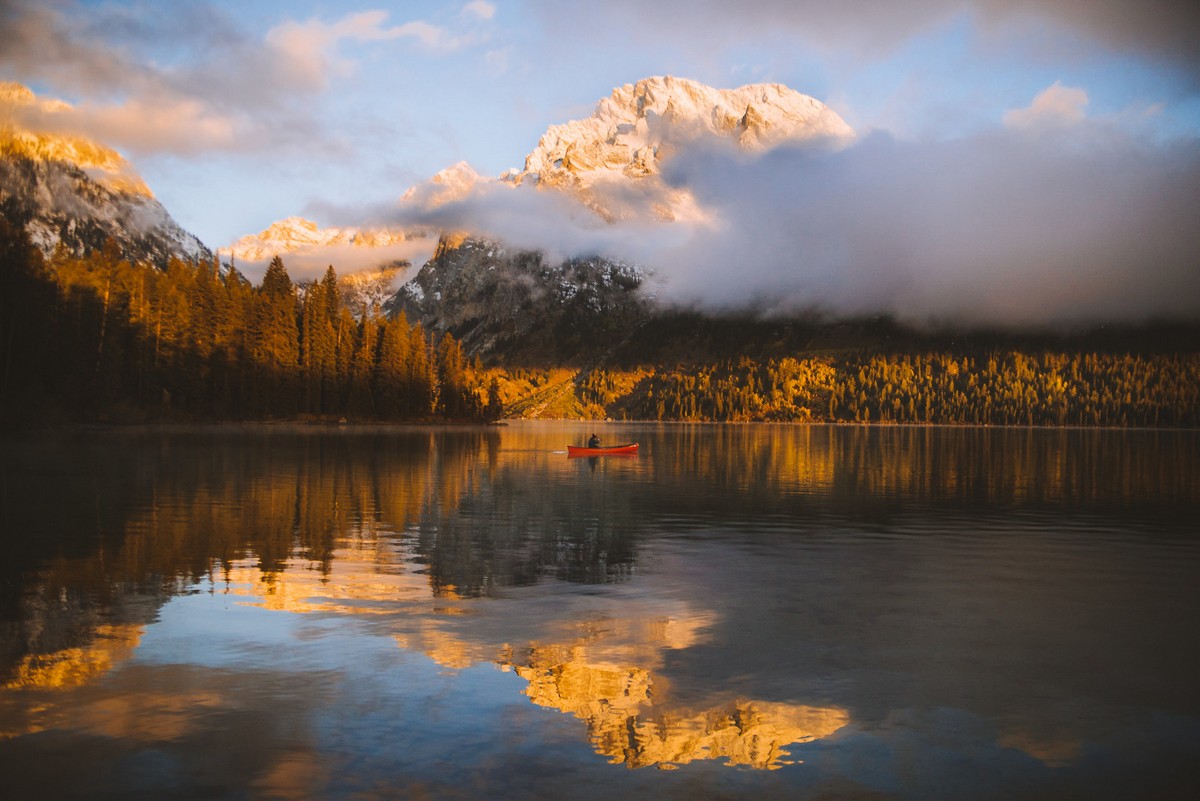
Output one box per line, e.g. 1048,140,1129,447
0,210,491,426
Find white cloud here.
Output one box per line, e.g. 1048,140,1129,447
265,11,460,87
231,242,434,285
1004,82,1089,131
462,1,497,21
81,96,240,154
0,2,494,161
671,130,1200,324
4,81,242,156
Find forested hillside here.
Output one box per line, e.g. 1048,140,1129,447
569,352,1199,426
490,312,1200,426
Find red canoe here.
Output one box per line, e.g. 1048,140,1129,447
567,442,639,457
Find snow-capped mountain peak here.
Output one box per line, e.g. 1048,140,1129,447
520,75,854,189
221,77,854,274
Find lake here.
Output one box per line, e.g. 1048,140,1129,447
1,422,1197,800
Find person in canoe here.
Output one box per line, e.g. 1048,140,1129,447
587,432,601,448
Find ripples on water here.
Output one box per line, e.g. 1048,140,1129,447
1,422,1197,800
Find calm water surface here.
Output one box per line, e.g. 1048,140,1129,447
1,422,1197,800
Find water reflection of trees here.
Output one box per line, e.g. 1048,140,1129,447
414,457,640,597
6,426,1189,600
640,425,1198,523
0,426,642,681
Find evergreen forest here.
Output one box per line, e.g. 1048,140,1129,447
0,210,492,427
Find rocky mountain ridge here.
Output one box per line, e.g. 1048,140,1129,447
388,234,647,360
0,82,210,266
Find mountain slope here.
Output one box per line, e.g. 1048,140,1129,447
388,234,647,361
0,83,210,267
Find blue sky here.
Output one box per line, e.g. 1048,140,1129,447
3,0,1196,247
3,0,1199,322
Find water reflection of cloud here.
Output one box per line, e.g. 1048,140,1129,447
0,663,339,801
997,730,1083,767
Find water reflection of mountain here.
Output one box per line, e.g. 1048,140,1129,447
513,646,850,769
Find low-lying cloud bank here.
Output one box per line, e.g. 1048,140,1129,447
384,119,1200,328
655,130,1200,325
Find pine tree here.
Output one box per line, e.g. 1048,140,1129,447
405,320,434,418
300,267,338,414
332,306,357,415
248,256,300,417
374,315,410,419
347,313,380,418
0,205,58,424
436,333,472,419
484,376,504,422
